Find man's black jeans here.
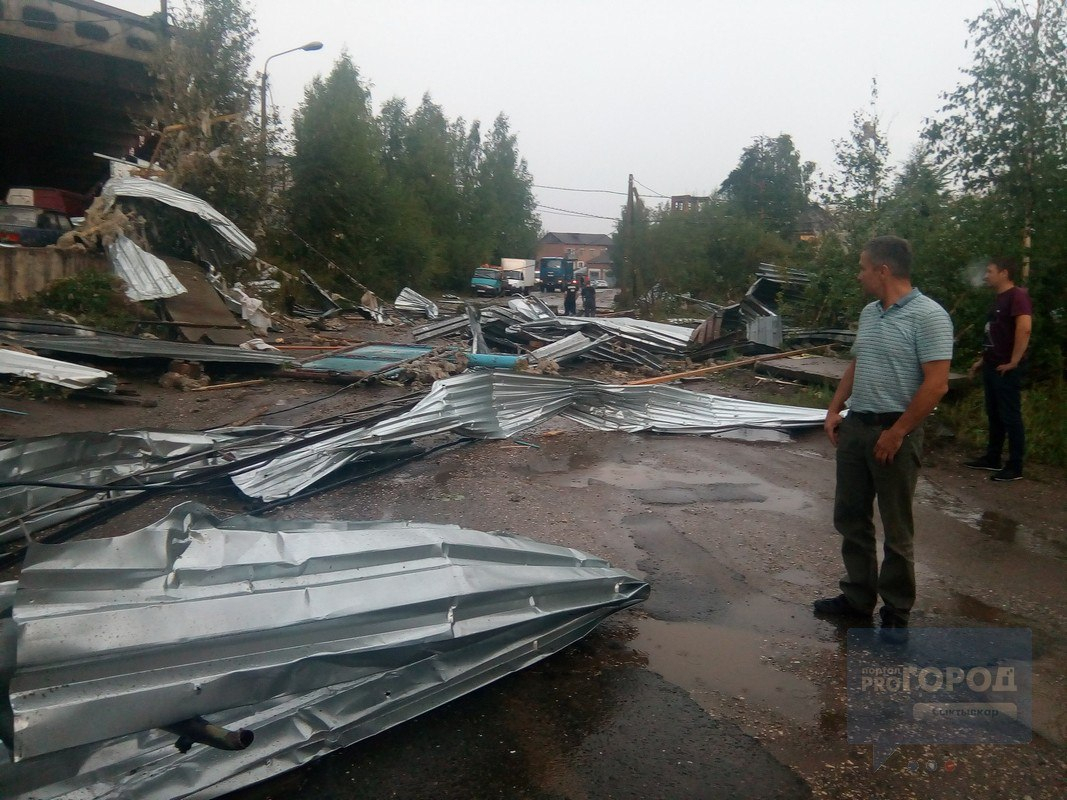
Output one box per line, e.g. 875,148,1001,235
982,362,1026,469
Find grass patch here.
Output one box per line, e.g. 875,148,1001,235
2,271,151,333
940,380,1067,467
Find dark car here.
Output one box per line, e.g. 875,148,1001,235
0,205,74,248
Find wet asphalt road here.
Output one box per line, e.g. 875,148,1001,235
7,367,1063,800
219,406,1066,800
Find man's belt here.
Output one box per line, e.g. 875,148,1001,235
849,411,903,427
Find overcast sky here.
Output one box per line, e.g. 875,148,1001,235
114,0,991,234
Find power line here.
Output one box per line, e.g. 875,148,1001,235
533,183,628,196
632,177,670,198
535,204,618,221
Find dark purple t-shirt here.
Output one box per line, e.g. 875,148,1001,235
983,286,1033,366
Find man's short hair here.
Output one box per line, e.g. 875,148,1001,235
863,236,912,279
990,256,1020,282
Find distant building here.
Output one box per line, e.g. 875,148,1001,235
670,195,711,213
536,232,613,266
586,252,615,285
794,205,835,242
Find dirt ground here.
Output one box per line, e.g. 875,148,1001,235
2,312,1065,800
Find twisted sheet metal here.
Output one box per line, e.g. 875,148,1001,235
0,349,116,392
4,334,295,365
0,430,237,543
100,178,256,259
0,503,648,799
232,372,826,501
517,316,695,354
394,288,439,319
528,332,612,364
106,235,187,302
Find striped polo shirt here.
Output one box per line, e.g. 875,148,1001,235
849,288,954,413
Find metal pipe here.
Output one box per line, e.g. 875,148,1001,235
163,716,254,754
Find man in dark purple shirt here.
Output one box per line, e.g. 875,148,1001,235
964,256,1033,481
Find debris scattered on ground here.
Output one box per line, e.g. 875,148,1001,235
0,346,116,392
395,287,439,319
0,502,648,799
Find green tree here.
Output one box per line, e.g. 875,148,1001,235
925,0,1067,377
826,80,892,218
470,114,539,264
719,134,815,237
289,54,394,290
925,0,1067,280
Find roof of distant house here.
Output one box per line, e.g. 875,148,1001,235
588,252,614,265
539,232,614,247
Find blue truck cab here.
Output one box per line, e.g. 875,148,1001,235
471,265,503,296
537,257,576,292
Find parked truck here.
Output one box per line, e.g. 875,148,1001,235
537,257,581,292
500,258,537,295
470,265,504,296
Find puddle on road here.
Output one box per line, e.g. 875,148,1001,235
632,617,821,727
916,480,1067,559
543,460,814,518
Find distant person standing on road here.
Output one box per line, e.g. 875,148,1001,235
581,282,597,316
964,256,1032,482
563,281,578,316
815,236,953,643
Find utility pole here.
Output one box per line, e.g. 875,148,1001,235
626,173,636,303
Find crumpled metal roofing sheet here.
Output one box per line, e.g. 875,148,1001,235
394,288,439,319
529,331,612,364
106,235,188,301
412,314,467,342
0,429,238,543
517,316,695,354
0,348,116,392
232,371,826,501
100,177,257,259
0,502,648,799
5,333,295,365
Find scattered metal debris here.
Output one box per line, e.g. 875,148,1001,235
99,177,256,259
0,348,116,392
230,371,826,502
2,332,294,366
395,288,439,319
0,502,648,800
106,235,186,302
0,372,826,542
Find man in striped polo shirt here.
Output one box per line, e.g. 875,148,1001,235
815,236,953,643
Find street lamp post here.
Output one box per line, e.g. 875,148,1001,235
260,41,323,160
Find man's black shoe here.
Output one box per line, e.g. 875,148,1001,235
963,457,1001,471
990,466,1023,482
878,606,909,644
813,594,873,619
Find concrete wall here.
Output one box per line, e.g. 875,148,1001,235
0,247,108,302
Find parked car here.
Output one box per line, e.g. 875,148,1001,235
0,205,74,247
592,279,609,289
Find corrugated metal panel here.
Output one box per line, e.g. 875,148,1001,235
1,374,827,538
0,502,648,799
394,288,439,319
0,349,116,392
100,178,256,259
529,331,611,364
106,235,187,301
5,334,295,365
232,372,826,501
